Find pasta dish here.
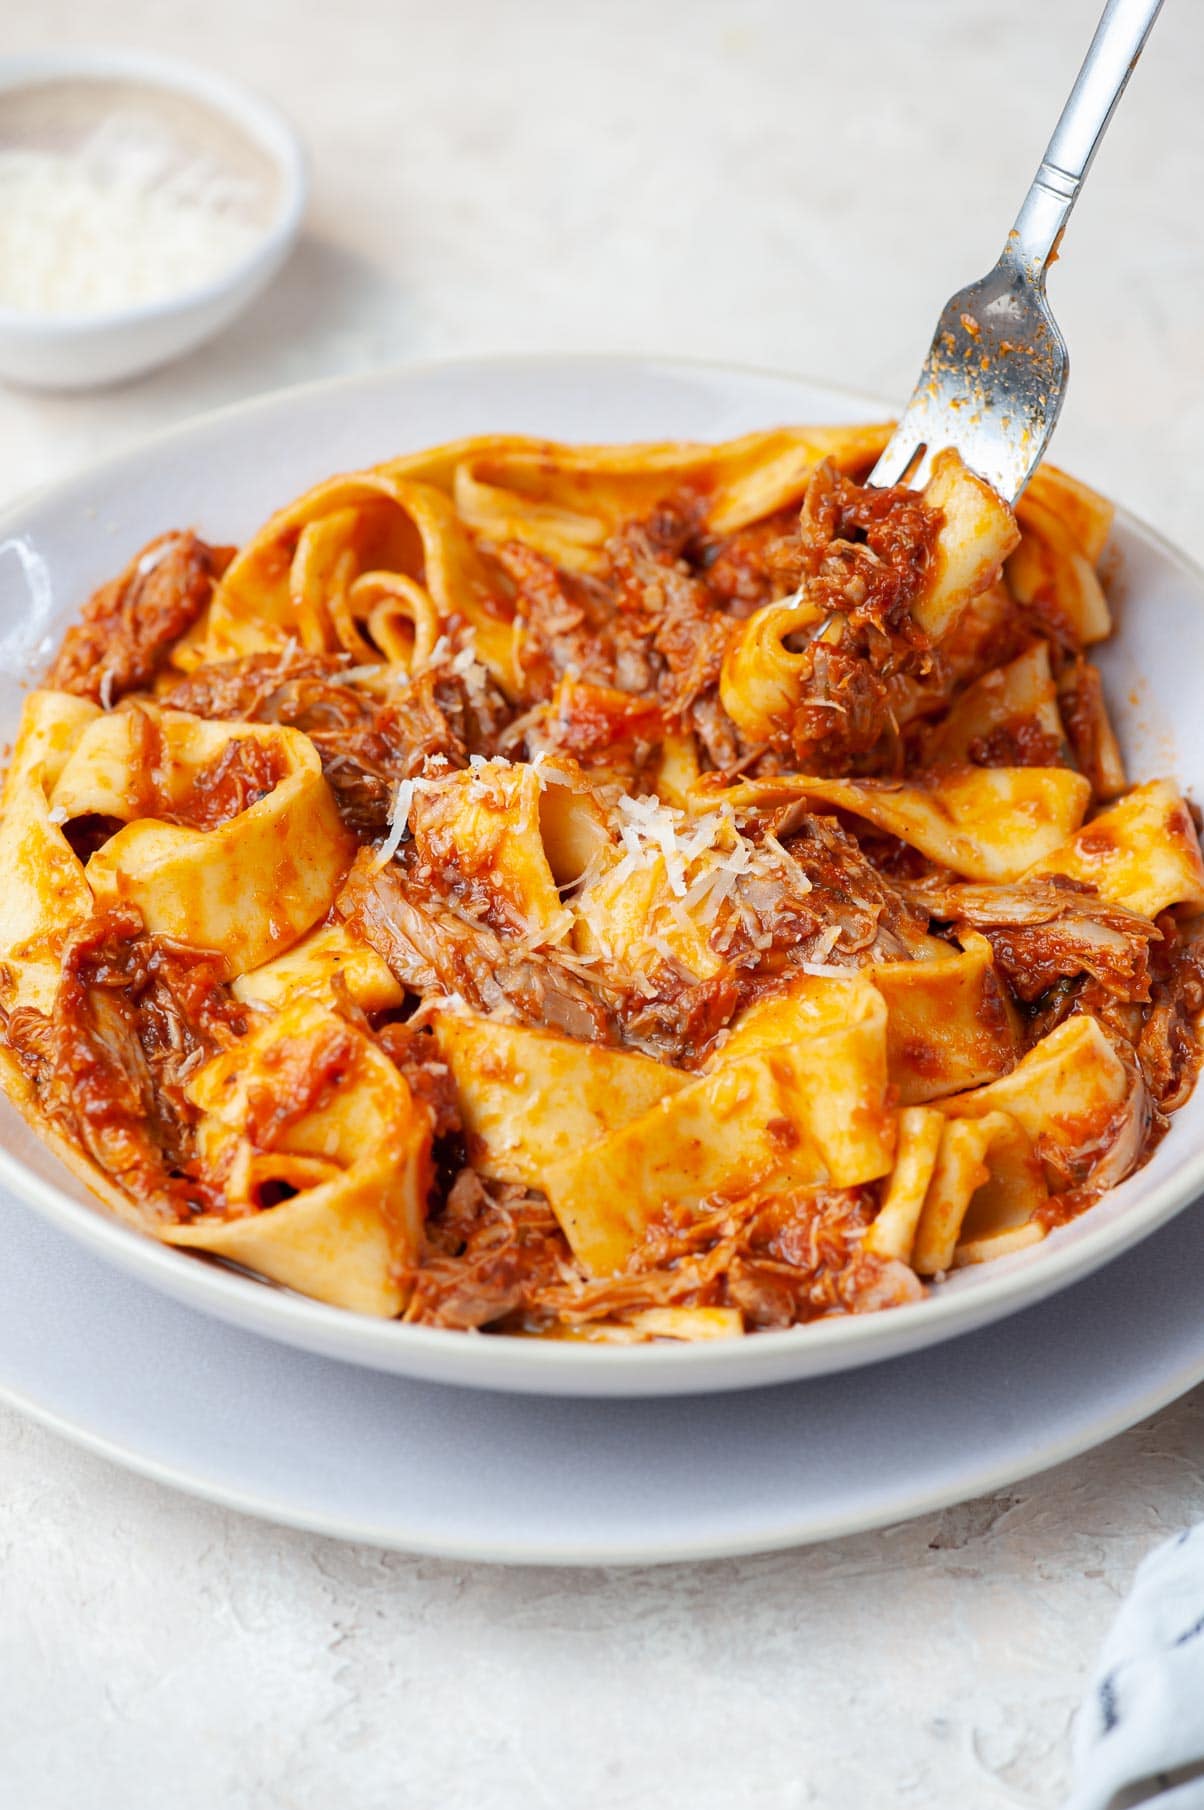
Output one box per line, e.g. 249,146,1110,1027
1,424,1201,1342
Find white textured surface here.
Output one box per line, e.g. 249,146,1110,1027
1,0,1203,1803
2,1403,1203,1809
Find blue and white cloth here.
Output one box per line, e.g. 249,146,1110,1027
1067,1523,1204,1809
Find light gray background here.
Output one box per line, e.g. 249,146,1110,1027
1,2,1202,1805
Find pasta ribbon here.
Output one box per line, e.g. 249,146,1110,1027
1009,489,1112,646
718,766,1091,881
865,1104,1048,1272
536,1307,745,1344
861,1106,945,1263
871,931,1020,1104
571,845,722,981
939,1014,1130,1182
0,690,101,1012
652,731,702,810
1022,464,1115,565
925,642,1067,770
452,425,892,567
911,1111,1047,1274
60,707,355,975
347,571,441,673
719,596,830,742
912,449,1022,638
233,922,406,1015
433,1010,687,1185
203,473,522,694
409,761,573,945
542,973,892,1274
1029,779,1204,918
163,998,432,1314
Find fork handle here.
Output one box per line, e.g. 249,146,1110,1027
1011,0,1164,279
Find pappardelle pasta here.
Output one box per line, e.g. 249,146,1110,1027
2,424,1201,1340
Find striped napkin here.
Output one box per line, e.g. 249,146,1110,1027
1067,1523,1204,1809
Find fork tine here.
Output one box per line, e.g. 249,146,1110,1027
867,426,926,491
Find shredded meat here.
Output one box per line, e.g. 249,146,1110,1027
534,1187,922,1329
48,533,232,703
766,813,935,960
604,497,734,720
159,647,351,718
776,464,942,637
372,1018,462,1139
100,705,284,832
500,495,735,764
617,813,935,1064
178,734,283,829
338,851,615,1043
1136,913,1204,1113
966,718,1067,769
616,971,745,1070
1057,656,1123,798
404,1176,922,1333
749,464,944,773
698,508,798,615
500,540,657,696
404,1171,571,1329
526,677,664,762
163,651,514,835
4,908,244,1218
494,472,954,783
904,874,1158,1003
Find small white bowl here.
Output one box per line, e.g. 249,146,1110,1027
0,50,307,389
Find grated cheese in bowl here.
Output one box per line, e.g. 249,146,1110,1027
0,57,306,386
0,112,262,317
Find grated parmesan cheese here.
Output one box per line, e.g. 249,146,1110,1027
0,113,262,317
810,923,842,964
136,541,173,578
371,777,415,870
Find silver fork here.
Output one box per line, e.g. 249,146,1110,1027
872,0,1164,501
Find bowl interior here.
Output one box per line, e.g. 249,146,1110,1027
0,354,1201,1396
0,75,282,225
0,53,304,338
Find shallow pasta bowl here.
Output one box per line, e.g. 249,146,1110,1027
0,353,1201,1398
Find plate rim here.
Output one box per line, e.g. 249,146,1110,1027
3,349,1204,1397
2,1205,1201,1565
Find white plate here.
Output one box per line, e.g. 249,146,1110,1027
1,1176,1200,1564
1,354,1202,1398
